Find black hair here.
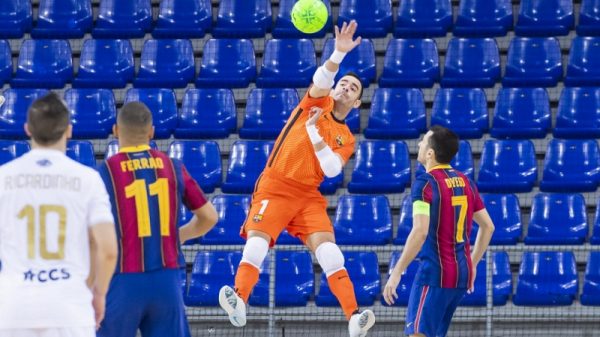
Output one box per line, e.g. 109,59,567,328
428,125,459,164
27,92,70,145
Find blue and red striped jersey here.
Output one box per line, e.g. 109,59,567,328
412,164,485,289
97,145,207,273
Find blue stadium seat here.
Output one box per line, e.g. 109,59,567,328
180,269,187,299
454,0,513,37
364,88,426,139
515,0,574,36
345,107,360,134
513,252,578,306
134,39,195,88
430,88,489,139
257,39,317,88
73,39,134,89
104,139,158,160
554,87,600,138
11,39,72,88
272,0,332,38
379,39,440,88
321,38,376,86
0,89,48,139
319,173,343,195
337,0,393,38
565,37,600,86
477,140,537,193
316,252,380,306
32,0,92,38
167,141,222,193
414,140,475,180
491,88,551,139
581,252,600,305
186,251,269,306
200,195,249,245
0,140,30,165
540,139,600,192
0,40,12,85
394,195,412,245
503,37,563,87
471,194,522,245
222,140,273,194
460,252,512,306
348,140,411,193
275,251,314,306
212,0,272,38
0,0,32,38
276,229,303,245
93,0,152,38
333,195,392,245
525,193,587,245
153,0,212,38
66,140,95,168
175,89,237,139
395,0,452,38
196,39,257,88
578,0,600,36
591,199,600,244
124,88,177,139
64,89,116,139
239,88,299,139
441,38,501,88
381,252,419,306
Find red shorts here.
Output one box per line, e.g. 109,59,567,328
240,172,332,247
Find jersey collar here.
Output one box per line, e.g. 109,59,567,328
427,164,452,172
119,145,151,153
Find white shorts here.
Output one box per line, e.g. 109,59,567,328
0,327,95,337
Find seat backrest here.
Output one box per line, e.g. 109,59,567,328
97,0,152,25
382,38,439,78
518,0,573,25
192,251,241,279
567,36,600,77
36,0,92,29
493,88,551,129
0,0,32,28
216,0,272,29
557,87,600,128
180,88,237,130
519,251,577,280
479,193,522,238
580,0,600,24
397,0,452,26
0,140,30,164
0,40,12,80
456,0,513,27
343,252,380,294
444,38,500,77
139,39,195,77
226,140,273,183
261,39,316,77
64,88,116,137
431,88,488,133
586,252,600,279
167,140,222,185
66,140,95,167
479,140,537,179
0,88,49,136
199,39,256,77
275,251,314,303
321,38,376,86
338,0,393,35
16,39,72,78
202,194,250,244
506,37,562,75
529,193,587,236
543,139,600,180
244,88,299,128
352,140,410,181
78,39,134,80
334,194,392,244
368,88,426,129
157,0,212,29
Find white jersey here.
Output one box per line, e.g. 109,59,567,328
0,149,114,329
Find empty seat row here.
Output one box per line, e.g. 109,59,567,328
0,139,96,168
178,191,600,246
6,36,600,89
182,250,600,307
4,0,600,39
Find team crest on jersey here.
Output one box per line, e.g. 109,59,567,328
253,214,263,222
335,135,344,146
36,159,52,167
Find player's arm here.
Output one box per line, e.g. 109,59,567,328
308,20,362,98
471,209,495,266
179,202,218,243
305,107,346,177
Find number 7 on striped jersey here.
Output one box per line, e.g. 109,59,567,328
452,196,467,243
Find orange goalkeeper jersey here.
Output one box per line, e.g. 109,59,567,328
262,91,356,188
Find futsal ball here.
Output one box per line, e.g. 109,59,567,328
291,0,328,34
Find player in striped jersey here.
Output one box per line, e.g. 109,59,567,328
0,93,118,337
383,126,496,337
96,102,218,337
218,20,375,337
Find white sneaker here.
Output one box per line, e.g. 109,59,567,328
348,309,375,337
219,285,247,327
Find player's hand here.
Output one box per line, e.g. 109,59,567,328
334,20,362,53
306,106,323,127
383,273,401,305
468,265,476,294
92,291,106,330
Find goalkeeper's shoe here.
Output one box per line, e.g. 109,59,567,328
348,309,375,337
219,285,247,327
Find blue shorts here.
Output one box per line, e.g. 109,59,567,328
96,269,190,337
404,283,466,337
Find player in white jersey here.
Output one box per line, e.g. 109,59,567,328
0,93,118,337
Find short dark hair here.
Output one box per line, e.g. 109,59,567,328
428,125,459,164
27,92,70,145
118,102,153,133
341,71,364,99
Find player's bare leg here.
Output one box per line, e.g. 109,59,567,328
306,232,375,337
219,230,271,327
